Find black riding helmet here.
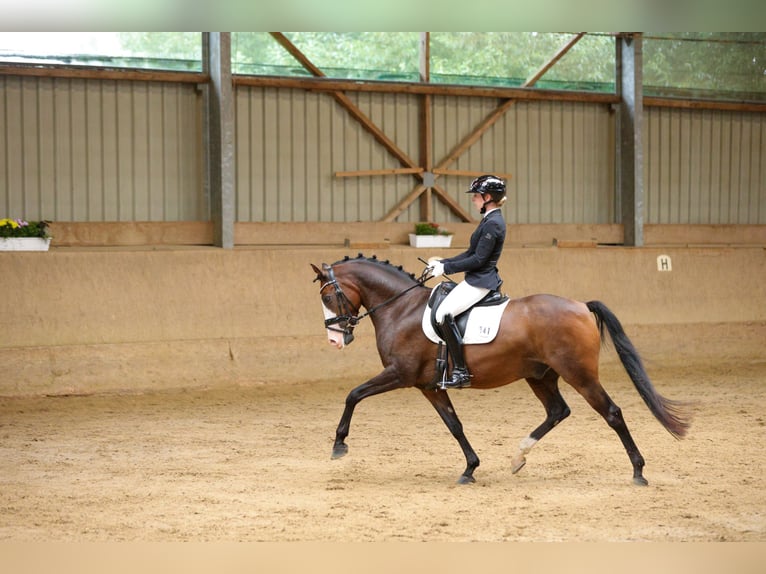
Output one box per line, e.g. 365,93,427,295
466,175,506,212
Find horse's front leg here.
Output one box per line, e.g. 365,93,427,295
420,388,480,484
332,366,403,459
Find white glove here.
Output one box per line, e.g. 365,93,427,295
429,260,445,278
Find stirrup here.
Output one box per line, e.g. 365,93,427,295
439,368,472,390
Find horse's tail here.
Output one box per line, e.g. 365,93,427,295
586,300,691,439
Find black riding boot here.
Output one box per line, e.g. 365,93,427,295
440,314,472,389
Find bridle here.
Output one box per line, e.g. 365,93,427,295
316,263,432,346
318,266,361,346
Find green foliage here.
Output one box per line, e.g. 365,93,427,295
231,32,765,99
414,222,452,236
429,32,615,90
1,32,763,99
0,219,50,238
118,32,201,60
232,32,421,79
643,33,766,98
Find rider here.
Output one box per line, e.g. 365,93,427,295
427,174,507,389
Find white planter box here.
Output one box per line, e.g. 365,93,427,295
0,237,51,251
409,233,453,248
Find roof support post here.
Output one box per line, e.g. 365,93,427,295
203,32,235,248
616,33,644,246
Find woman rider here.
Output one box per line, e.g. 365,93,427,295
427,174,507,389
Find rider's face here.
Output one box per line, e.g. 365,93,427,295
471,192,486,211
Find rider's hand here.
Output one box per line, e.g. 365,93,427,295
429,260,445,278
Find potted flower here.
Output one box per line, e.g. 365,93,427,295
409,222,453,248
0,219,52,251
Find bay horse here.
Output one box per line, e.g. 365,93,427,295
311,254,691,485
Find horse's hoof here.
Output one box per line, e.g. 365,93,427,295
633,475,649,486
331,443,348,459
456,474,476,485
511,456,526,474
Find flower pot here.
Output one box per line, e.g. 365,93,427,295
0,237,51,251
409,233,453,248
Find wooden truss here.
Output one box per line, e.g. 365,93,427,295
271,32,585,223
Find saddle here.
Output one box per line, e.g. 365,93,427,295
422,281,510,345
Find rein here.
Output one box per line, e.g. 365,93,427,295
352,268,432,324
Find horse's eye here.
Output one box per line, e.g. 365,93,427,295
322,295,332,305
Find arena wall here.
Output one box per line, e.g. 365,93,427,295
2,236,764,397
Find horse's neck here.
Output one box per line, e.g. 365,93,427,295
366,280,429,318
359,278,409,309
354,266,424,312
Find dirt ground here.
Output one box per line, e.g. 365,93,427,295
1,324,765,542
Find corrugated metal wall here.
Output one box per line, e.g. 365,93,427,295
645,107,765,224
234,88,616,224
2,75,764,226
0,75,204,222
234,87,420,222
430,98,615,224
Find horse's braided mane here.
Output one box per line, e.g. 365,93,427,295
334,253,420,283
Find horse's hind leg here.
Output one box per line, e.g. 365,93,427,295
512,369,570,474
420,388,480,484
569,376,648,486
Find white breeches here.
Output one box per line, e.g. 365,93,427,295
434,280,490,324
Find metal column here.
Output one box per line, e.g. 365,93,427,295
616,33,644,246
203,32,235,248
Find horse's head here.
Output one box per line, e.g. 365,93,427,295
311,262,362,349
312,255,429,349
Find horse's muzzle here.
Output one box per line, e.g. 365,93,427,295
324,315,357,349
325,322,356,349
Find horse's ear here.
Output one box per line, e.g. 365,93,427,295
310,263,324,282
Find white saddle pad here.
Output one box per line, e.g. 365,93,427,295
421,291,510,345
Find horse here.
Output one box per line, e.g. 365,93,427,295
311,254,691,485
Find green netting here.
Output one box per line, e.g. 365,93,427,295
1,32,763,101
644,33,765,101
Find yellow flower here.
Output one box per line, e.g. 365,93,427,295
0,218,19,228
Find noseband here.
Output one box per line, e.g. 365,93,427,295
318,266,360,346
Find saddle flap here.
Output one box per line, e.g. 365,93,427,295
426,282,510,343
